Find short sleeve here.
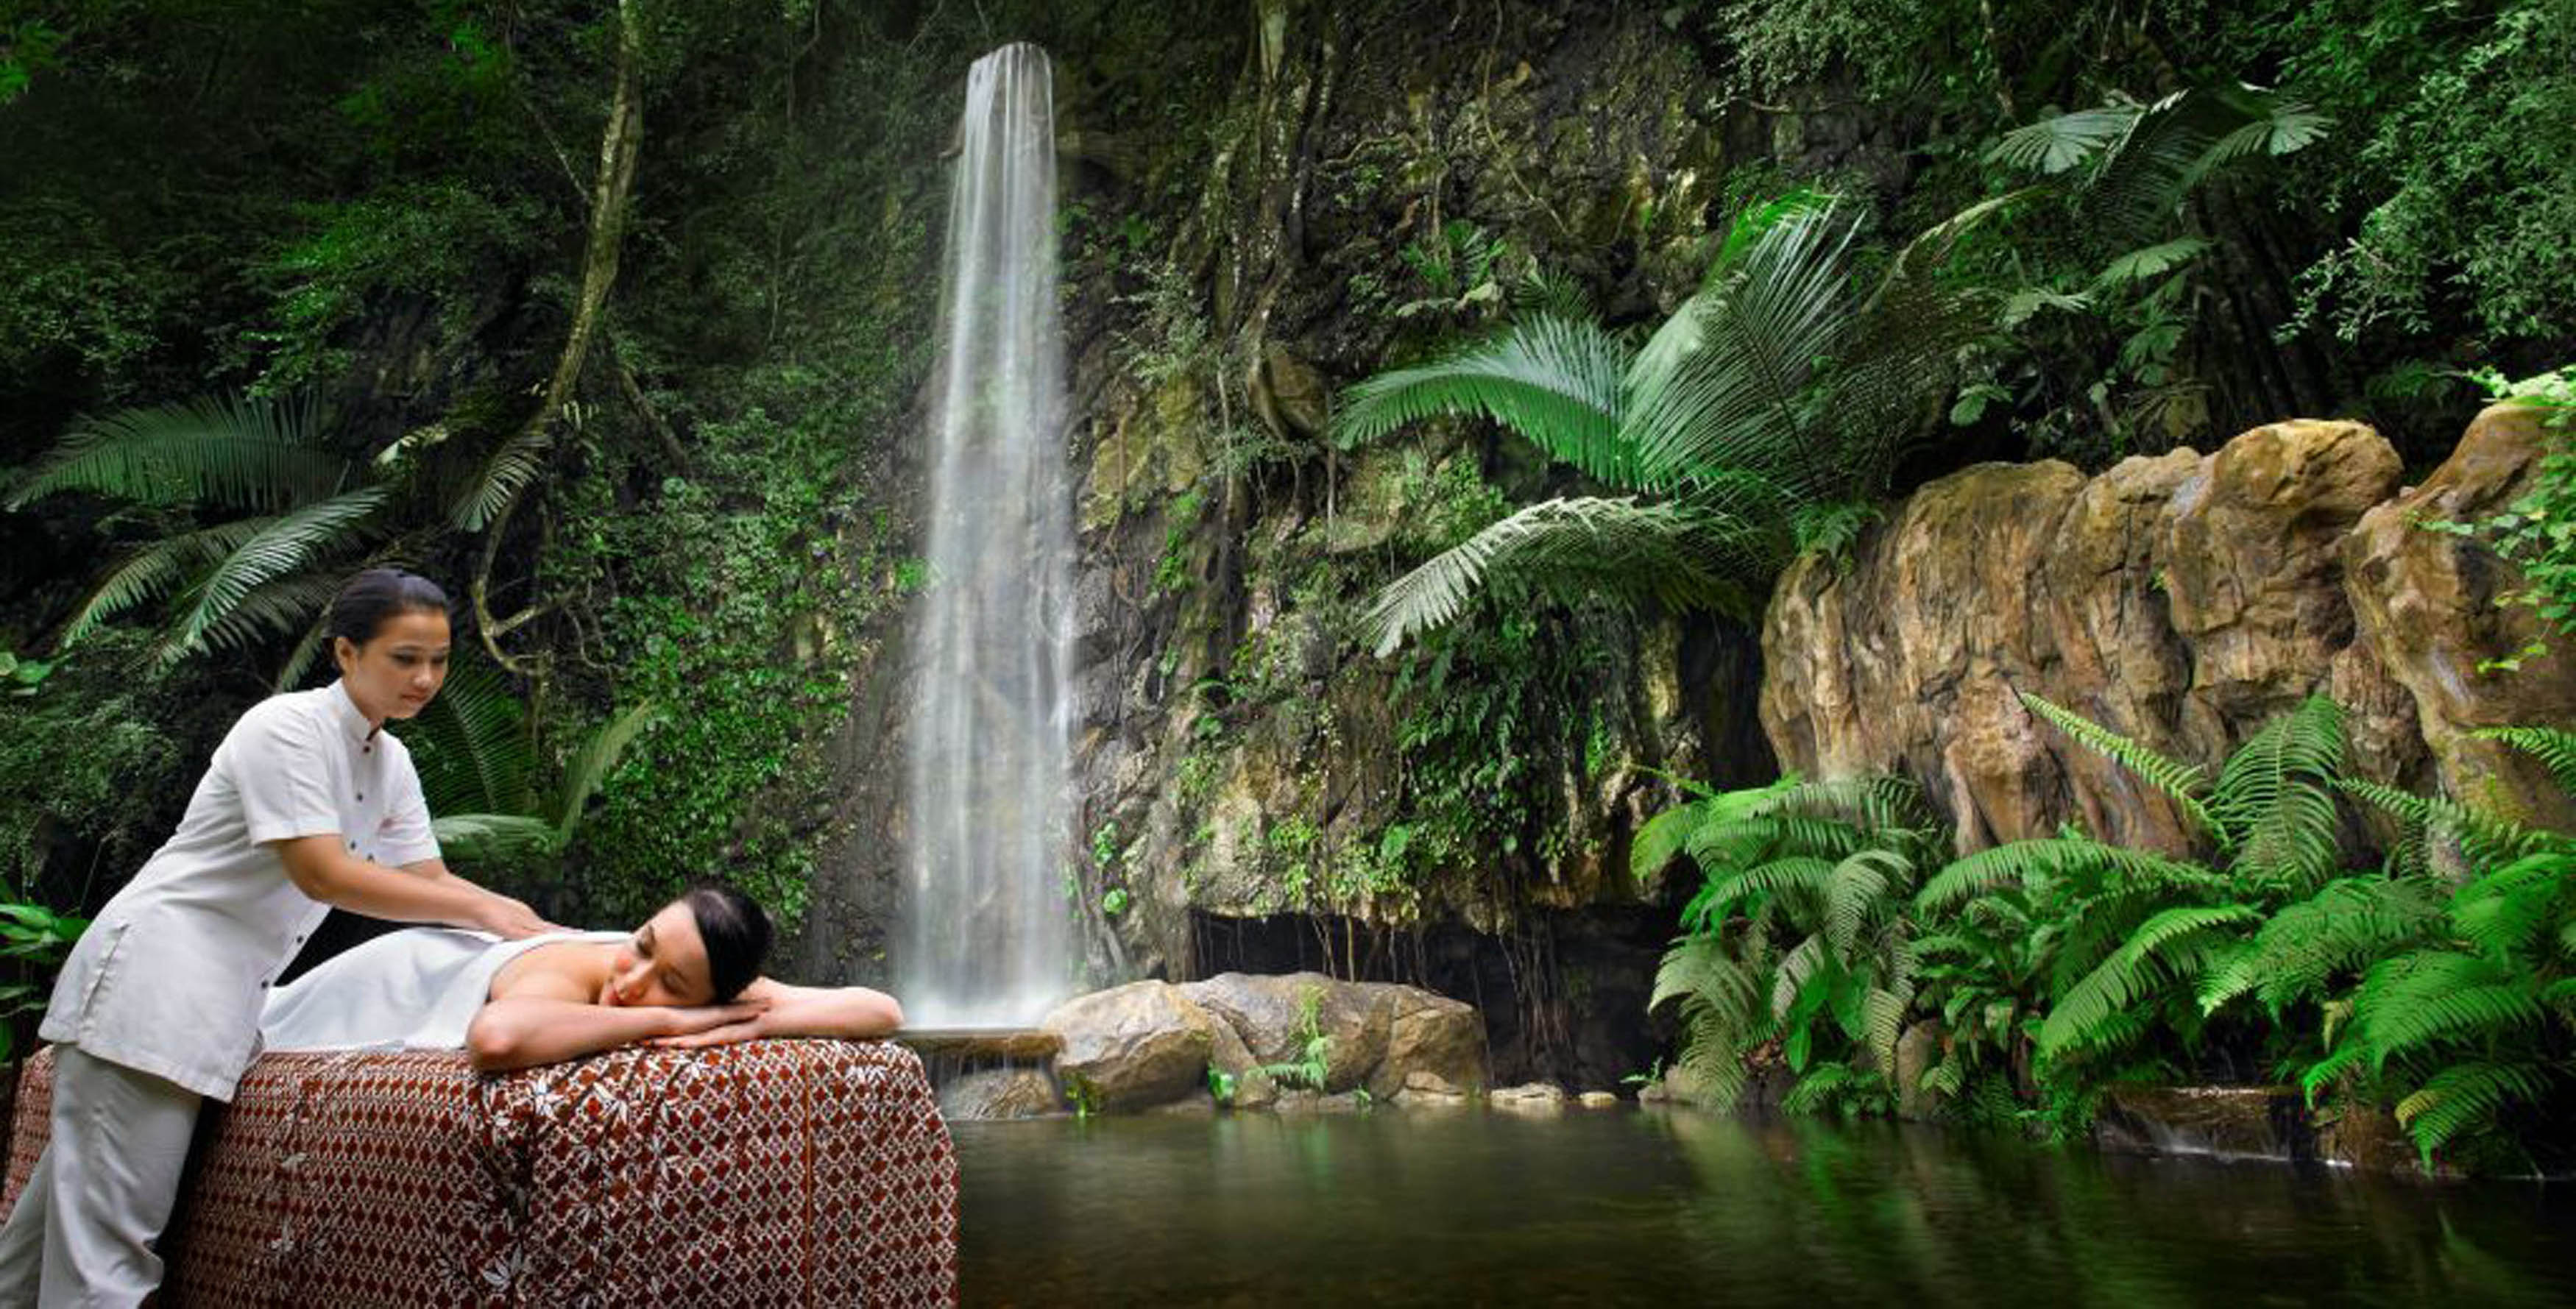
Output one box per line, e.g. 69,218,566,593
232,701,343,845
378,742,443,868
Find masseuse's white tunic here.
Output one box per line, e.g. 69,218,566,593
0,679,440,1307
38,678,441,1098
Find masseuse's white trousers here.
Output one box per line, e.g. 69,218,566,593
0,1045,202,1308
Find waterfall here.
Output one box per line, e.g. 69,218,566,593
900,42,1075,1029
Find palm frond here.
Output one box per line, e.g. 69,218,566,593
2095,237,2214,288
57,519,268,647
1624,202,1859,492
10,394,344,512
450,425,554,531
160,486,387,662
192,573,348,664
1328,316,1640,486
398,659,538,818
1986,103,2144,174
1362,496,1753,655
430,813,562,865
551,702,662,840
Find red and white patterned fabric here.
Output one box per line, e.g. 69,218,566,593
5,1041,958,1306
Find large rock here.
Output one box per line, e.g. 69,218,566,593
1179,972,1389,1094
1040,981,1220,1112
1761,413,2572,851
2343,403,2576,831
1037,973,1487,1111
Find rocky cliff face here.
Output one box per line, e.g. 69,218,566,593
1761,405,2576,851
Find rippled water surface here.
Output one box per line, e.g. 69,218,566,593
954,1110,2575,1307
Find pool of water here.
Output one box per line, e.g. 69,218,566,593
955,1109,2576,1306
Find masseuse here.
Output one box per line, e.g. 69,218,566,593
0,568,555,1307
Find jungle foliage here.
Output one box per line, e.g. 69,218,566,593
1643,701,2576,1172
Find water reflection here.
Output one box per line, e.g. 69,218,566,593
955,1111,2575,1307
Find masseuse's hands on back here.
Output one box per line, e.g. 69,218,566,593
274,836,563,937
468,890,555,940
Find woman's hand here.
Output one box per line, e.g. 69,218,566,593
648,1001,773,1050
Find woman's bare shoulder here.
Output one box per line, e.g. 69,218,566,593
487,938,609,1002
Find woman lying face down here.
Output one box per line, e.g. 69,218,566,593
463,886,905,1071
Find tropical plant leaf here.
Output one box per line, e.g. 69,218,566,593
58,519,268,647
160,486,387,663
2212,695,2347,890
400,658,538,818
552,702,663,840
2474,726,2576,798
1986,103,2144,174
430,813,561,864
2039,903,2259,1057
8,394,343,512
1360,496,1753,654
2095,238,2215,287
1328,316,1638,486
2020,693,2221,841
1624,202,1858,491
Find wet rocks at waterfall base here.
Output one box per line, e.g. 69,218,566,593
1038,973,1490,1114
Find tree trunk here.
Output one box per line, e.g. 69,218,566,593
471,0,647,672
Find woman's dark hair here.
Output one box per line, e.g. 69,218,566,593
329,567,449,646
684,884,773,1002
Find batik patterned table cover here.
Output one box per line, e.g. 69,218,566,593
4,1040,958,1306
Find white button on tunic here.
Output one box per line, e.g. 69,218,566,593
39,681,441,1100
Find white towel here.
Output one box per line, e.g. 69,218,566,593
258,928,626,1052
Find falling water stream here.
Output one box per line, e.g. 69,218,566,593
900,42,1075,1029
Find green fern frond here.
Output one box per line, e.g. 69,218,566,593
1632,798,1710,887
2394,1060,2552,1163
2339,777,2550,867
2198,875,2444,1015
2020,693,2221,840
1825,848,1913,956
10,394,342,512
1917,837,2217,913
2212,696,2346,889
1699,856,1838,928
2038,904,2259,1057
2355,950,2542,1071
2473,726,2576,798
2300,1039,2373,1105
1328,316,1637,485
